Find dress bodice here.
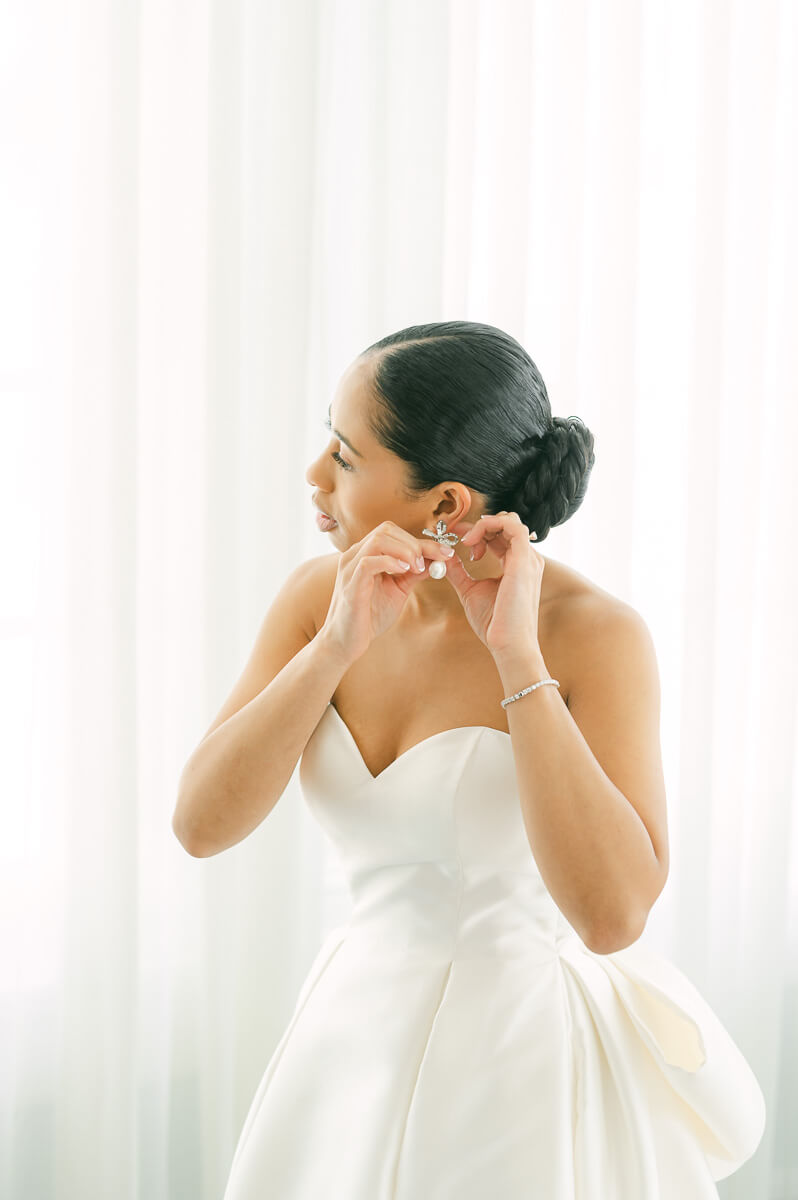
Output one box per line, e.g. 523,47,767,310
299,702,581,963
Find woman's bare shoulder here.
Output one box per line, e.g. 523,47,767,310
542,554,622,614
541,555,644,689
303,552,339,635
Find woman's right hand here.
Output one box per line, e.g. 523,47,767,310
318,521,455,665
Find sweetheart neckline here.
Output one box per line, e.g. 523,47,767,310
325,702,511,783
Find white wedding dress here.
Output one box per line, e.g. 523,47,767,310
222,701,766,1198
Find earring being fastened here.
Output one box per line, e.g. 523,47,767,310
421,519,461,578
420,517,539,578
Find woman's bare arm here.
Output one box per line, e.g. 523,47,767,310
172,559,348,857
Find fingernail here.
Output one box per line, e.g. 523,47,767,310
469,549,475,561
416,556,425,571
442,546,454,556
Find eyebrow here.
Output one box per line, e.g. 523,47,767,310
326,403,364,458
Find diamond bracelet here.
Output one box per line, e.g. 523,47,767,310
500,678,560,709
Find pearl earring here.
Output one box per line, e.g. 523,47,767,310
421,518,460,579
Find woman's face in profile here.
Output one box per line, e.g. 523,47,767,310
305,358,417,548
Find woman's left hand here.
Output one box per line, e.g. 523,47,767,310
442,511,544,658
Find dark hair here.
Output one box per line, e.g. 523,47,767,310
359,320,595,542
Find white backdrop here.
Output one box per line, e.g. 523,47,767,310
1,1,796,1197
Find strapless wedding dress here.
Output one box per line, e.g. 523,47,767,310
222,701,766,1198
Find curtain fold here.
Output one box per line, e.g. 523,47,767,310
1,1,795,1197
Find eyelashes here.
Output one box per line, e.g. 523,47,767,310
322,417,354,471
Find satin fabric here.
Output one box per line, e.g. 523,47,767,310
223,702,766,1198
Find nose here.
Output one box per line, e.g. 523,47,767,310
305,447,329,490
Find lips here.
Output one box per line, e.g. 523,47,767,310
313,499,335,520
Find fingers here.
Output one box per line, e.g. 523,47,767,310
459,511,535,557
439,547,474,583
412,537,455,573
370,523,455,574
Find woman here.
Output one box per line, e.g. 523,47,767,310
177,321,765,1197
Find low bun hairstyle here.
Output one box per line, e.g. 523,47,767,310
359,320,595,542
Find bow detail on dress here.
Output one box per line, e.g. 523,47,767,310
554,927,766,1183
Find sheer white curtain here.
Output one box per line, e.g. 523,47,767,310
1,0,795,1197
